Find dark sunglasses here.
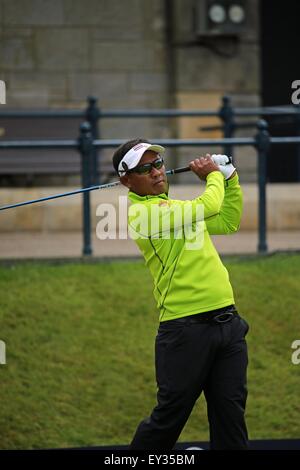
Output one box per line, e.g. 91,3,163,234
128,157,164,175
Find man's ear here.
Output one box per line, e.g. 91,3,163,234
120,175,131,189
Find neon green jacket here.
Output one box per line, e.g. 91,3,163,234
128,171,243,322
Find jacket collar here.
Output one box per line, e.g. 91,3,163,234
128,190,169,203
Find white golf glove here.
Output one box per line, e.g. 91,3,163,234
211,154,236,180
211,154,231,166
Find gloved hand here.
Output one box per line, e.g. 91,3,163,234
211,154,231,166
211,154,236,180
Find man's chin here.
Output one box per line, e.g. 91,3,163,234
153,181,167,194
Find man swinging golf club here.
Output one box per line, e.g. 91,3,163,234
112,139,249,450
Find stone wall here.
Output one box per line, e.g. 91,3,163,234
0,0,170,132
1,183,300,232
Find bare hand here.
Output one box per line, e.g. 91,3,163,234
189,155,220,180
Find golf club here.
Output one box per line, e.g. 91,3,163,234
0,156,232,212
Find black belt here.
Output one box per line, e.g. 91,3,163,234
162,305,238,325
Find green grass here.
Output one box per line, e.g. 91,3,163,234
0,253,300,449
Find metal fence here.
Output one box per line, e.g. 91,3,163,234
1,118,300,256
1,95,300,183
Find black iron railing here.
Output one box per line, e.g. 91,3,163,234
1,96,300,256
1,119,300,256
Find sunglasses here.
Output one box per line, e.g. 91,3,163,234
128,157,164,175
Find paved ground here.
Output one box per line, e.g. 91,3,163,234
0,230,299,260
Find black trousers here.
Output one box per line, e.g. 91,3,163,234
130,308,249,450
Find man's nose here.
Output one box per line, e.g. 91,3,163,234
151,166,162,177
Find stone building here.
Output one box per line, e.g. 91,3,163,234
0,0,262,185
0,0,300,239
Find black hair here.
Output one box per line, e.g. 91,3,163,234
112,138,150,174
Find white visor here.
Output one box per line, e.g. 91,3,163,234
118,142,165,175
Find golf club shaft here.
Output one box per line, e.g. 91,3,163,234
0,165,192,211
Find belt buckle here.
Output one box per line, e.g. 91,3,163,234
213,312,234,324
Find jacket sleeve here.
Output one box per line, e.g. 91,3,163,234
205,173,243,235
128,171,225,238
191,170,225,219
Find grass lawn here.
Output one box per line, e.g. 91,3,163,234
0,253,300,449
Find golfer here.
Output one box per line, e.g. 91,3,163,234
113,139,249,450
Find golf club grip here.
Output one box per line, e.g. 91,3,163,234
167,156,232,175
168,166,191,175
